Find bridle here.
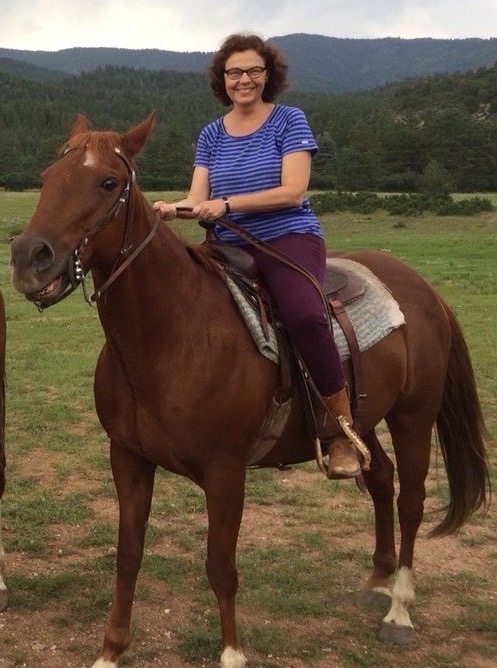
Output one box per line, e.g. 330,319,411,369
35,146,160,310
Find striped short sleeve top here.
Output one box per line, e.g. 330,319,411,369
194,104,323,244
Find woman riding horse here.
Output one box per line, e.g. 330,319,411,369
154,33,366,480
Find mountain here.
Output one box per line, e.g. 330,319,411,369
0,56,67,81
2,34,497,92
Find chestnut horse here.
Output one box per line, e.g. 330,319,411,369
10,114,490,667
0,292,6,613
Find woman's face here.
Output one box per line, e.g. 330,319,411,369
223,49,268,107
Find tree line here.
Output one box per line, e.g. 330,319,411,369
2,63,497,193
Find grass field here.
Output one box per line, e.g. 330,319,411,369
0,191,496,667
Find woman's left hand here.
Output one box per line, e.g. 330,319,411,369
192,199,227,220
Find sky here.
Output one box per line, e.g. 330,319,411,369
1,0,497,53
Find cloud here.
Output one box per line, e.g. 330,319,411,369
0,0,496,53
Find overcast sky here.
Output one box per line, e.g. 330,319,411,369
1,0,497,53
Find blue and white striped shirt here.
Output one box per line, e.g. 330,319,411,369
194,104,323,244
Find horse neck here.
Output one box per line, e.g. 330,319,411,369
92,192,205,341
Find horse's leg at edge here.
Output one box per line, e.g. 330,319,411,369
378,415,432,645
0,365,7,612
357,430,397,607
203,463,247,668
92,441,156,667
0,500,8,611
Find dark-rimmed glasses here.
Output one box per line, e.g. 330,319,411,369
224,66,267,80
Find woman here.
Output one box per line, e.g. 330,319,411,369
153,33,364,479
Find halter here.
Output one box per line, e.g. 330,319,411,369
35,146,160,310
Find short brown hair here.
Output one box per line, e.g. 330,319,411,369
208,34,289,107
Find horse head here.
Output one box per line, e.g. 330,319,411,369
11,112,156,309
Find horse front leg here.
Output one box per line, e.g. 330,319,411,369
0,500,8,611
203,462,247,668
378,417,432,645
92,442,156,667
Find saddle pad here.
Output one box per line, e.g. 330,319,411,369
329,257,405,359
225,257,405,363
226,276,280,363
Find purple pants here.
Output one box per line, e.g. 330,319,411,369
244,233,344,396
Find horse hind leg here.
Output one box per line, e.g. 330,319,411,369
377,414,433,645
358,431,397,608
0,500,7,611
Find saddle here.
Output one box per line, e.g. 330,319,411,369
207,239,367,427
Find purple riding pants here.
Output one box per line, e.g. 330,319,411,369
244,233,344,396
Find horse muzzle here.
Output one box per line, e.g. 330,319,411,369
10,235,82,309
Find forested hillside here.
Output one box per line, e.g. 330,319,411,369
2,62,497,192
3,34,497,92
0,57,67,81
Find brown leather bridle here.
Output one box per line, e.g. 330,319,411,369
36,146,160,310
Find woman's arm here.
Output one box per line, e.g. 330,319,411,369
190,151,312,221
153,150,312,221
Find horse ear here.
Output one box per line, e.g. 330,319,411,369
121,112,156,158
70,114,91,138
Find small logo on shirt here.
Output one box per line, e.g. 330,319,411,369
301,140,309,144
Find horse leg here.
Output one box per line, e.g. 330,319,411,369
92,442,156,667
358,431,397,607
203,463,247,668
378,415,432,645
0,500,8,611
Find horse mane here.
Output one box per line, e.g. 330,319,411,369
185,241,225,279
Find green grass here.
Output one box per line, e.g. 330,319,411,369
0,190,496,667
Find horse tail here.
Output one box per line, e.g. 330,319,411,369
430,302,491,537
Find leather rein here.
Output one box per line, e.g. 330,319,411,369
177,206,334,326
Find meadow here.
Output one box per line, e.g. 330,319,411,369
0,190,495,667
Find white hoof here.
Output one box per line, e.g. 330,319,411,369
91,659,118,668
221,646,246,667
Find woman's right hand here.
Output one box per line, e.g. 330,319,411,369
152,201,177,220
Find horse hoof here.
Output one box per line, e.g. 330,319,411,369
355,588,391,610
0,588,9,612
378,621,413,645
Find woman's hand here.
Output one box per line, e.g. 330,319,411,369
192,199,227,221
152,201,177,220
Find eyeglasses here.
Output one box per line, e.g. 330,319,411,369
224,66,267,80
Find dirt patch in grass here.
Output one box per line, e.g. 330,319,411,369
1,450,496,667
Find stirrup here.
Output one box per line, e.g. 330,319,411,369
314,419,371,478
336,415,371,471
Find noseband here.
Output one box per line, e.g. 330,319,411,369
36,146,160,310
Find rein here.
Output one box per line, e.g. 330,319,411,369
89,211,161,302
177,207,333,320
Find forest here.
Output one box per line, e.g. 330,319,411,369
2,60,497,193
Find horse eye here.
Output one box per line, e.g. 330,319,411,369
101,178,119,192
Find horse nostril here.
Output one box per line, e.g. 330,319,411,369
11,237,57,274
31,240,55,272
